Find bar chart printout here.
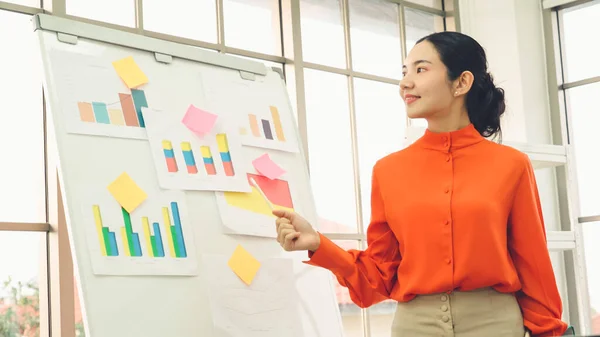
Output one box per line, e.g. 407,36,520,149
85,190,197,275
142,107,251,192
77,88,148,128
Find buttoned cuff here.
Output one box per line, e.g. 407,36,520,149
303,232,353,277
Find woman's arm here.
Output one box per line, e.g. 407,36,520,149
508,155,568,337
304,163,401,308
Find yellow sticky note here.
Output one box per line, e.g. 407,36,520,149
107,172,147,213
228,245,261,285
112,56,148,88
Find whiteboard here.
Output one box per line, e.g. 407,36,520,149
34,13,343,337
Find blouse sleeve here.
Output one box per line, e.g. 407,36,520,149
304,163,401,308
508,155,568,337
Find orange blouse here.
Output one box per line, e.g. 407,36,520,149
306,124,567,337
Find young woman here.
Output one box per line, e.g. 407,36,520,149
273,32,569,337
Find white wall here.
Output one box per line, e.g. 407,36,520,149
458,0,569,308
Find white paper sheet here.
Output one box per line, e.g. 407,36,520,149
204,76,300,153
79,186,198,276
48,49,207,141
214,172,303,238
142,107,251,192
202,255,302,337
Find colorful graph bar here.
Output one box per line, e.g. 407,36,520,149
119,93,140,127
181,142,198,174
152,222,165,257
200,146,217,175
162,140,178,173
92,102,111,124
78,102,95,123
270,106,286,141
161,203,187,258
109,109,125,125
261,119,274,140
216,134,235,176
248,114,261,137
131,89,148,127
92,205,119,256
122,207,142,257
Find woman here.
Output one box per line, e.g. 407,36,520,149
273,32,569,337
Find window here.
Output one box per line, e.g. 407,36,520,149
0,232,45,337
300,0,346,68
404,7,444,52
224,0,281,55
66,0,135,27
143,0,218,42
0,10,46,224
554,1,600,333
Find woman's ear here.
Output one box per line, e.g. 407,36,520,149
454,71,474,96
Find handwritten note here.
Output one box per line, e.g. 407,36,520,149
182,105,218,137
107,172,148,213
112,56,148,88
252,153,286,180
228,245,261,285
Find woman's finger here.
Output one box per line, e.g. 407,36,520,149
277,223,294,243
283,232,301,251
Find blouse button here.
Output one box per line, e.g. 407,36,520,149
445,258,451,264
441,305,448,312
446,155,451,162
444,188,449,194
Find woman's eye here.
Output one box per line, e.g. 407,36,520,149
417,68,425,73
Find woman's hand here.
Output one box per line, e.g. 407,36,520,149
273,209,321,252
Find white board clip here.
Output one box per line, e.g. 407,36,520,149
57,32,78,45
239,70,256,81
154,52,173,64
271,67,284,79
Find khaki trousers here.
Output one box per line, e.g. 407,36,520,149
391,288,525,337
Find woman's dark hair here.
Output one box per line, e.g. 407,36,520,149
416,32,505,139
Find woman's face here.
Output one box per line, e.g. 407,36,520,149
400,41,456,120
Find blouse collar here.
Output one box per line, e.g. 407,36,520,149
415,123,485,152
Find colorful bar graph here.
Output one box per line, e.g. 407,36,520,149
122,207,142,257
78,102,95,122
200,146,217,175
142,217,153,257
216,134,235,176
131,89,148,127
181,142,198,174
93,205,119,256
270,106,286,141
78,89,148,128
162,140,178,173
119,93,140,127
261,119,274,140
92,102,111,124
248,114,261,137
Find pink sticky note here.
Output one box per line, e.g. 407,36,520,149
252,154,286,180
182,105,218,136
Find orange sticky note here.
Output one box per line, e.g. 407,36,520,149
228,245,261,285
112,56,148,88
107,172,148,213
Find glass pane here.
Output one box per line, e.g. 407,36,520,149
304,69,357,233
66,0,135,27
224,0,281,55
369,299,397,337
332,240,364,337
300,0,346,68
354,79,405,229
561,3,600,83
0,11,46,223
143,0,217,43
404,8,444,53
0,232,45,336
2,0,39,7
349,0,402,78
406,0,442,10
565,83,600,216
583,223,600,334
